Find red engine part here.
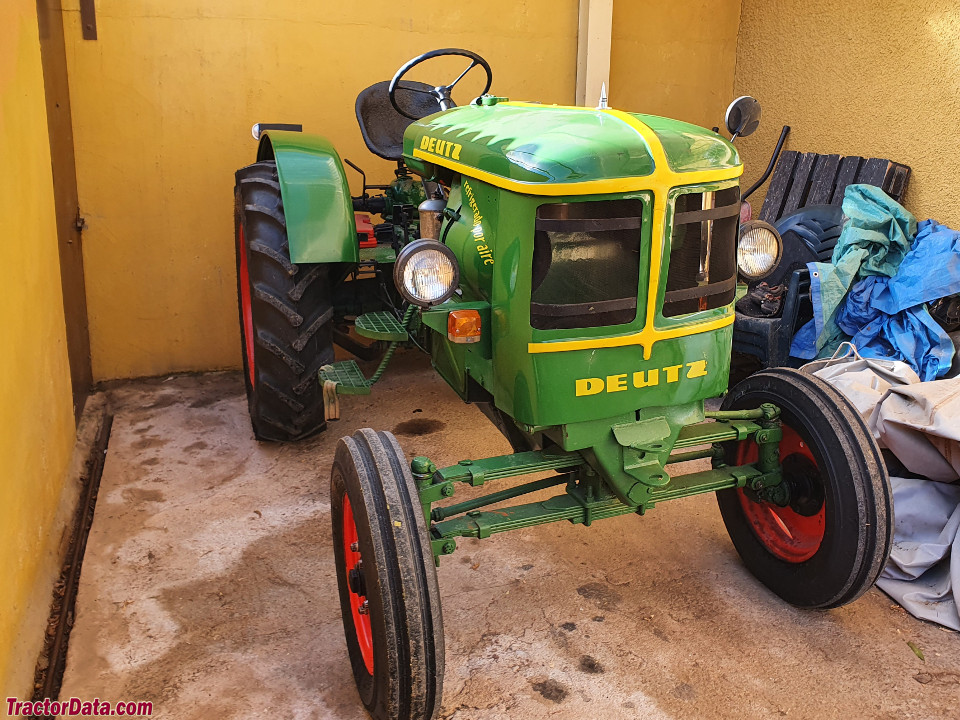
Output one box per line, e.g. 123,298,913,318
355,213,377,248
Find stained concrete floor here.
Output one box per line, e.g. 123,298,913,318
60,351,959,720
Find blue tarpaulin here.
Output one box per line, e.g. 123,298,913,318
791,187,959,380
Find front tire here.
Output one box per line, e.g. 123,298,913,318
717,368,893,608
331,429,444,720
234,161,334,441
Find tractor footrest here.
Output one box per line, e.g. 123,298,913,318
319,361,372,395
355,311,408,341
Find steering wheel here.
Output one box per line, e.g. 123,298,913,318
388,48,493,121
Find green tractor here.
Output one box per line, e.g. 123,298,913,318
233,50,892,720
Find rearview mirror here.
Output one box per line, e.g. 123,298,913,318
724,96,762,139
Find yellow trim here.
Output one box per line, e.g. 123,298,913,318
412,147,741,196
410,148,741,196
412,102,742,197
527,313,735,357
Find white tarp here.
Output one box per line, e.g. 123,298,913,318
802,348,960,629
875,380,960,482
876,477,960,631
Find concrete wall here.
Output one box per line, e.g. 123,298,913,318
734,0,960,226
61,0,580,380
609,0,742,129
0,0,78,696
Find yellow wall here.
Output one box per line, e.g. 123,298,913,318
609,0,743,128
735,0,960,226
0,0,78,696
61,0,580,380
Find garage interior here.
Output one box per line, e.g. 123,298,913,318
4,1,960,718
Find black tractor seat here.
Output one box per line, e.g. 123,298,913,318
355,80,441,161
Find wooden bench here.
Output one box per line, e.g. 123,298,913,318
758,151,911,224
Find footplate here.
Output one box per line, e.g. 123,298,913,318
320,361,372,395
355,311,408,341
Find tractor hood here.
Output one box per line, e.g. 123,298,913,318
403,100,741,196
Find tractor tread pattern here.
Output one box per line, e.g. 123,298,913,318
253,282,304,326
234,160,334,441
244,202,287,228
249,239,297,276
288,264,323,302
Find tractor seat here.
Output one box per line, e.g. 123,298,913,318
355,80,441,161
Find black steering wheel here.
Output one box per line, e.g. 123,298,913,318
388,48,493,121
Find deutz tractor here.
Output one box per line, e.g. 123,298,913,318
233,49,892,720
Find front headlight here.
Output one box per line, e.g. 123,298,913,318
737,220,782,281
393,239,460,307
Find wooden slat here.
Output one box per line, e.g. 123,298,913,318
781,152,817,216
856,157,890,187
758,150,798,223
806,154,841,205
831,156,862,205
760,151,911,222
883,163,912,204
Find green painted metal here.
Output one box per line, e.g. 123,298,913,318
321,307,415,395
433,448,584,487
385,173,427,214
422,178,738,429
431,491,637,545
355,311,408,341
319,360,371,395
403,103,738,190
405,103,654,186
257,130,358,265
431,475,570,521
674,419,761,446
638,113,741,173
666,446,722,464
421,441,777,561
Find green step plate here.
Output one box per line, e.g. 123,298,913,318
319,361,372,395
355,311,408,341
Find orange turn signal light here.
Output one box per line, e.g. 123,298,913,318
447,309,481,343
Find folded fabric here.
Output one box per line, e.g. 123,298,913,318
870,219,960,314
791,184,916,359
804,343,920,435
875,377,960,482
836,276,955,381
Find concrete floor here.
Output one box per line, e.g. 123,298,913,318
60,351,960,720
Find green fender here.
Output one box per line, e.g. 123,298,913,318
256,130,358,264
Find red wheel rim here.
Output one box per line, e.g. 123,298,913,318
734,425,825,563
237,225,256,386
342,496,374,674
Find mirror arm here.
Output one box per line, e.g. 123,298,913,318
742,125,791,201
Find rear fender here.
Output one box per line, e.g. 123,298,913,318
256,131,358,264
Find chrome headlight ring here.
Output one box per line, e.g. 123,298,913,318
393,239,460,307
737,220,783,281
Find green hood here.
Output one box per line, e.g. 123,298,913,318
403,101,740,195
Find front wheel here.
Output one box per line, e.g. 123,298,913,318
717,367,893,608
331,429,444,720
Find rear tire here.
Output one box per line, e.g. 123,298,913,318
716,368,893,608
331,429,444,720
234,161,334,441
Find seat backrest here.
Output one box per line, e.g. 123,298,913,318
758,151,911,224
355,80,441,161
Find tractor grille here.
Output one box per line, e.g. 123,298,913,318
662,187,740,317
530,199,645,330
